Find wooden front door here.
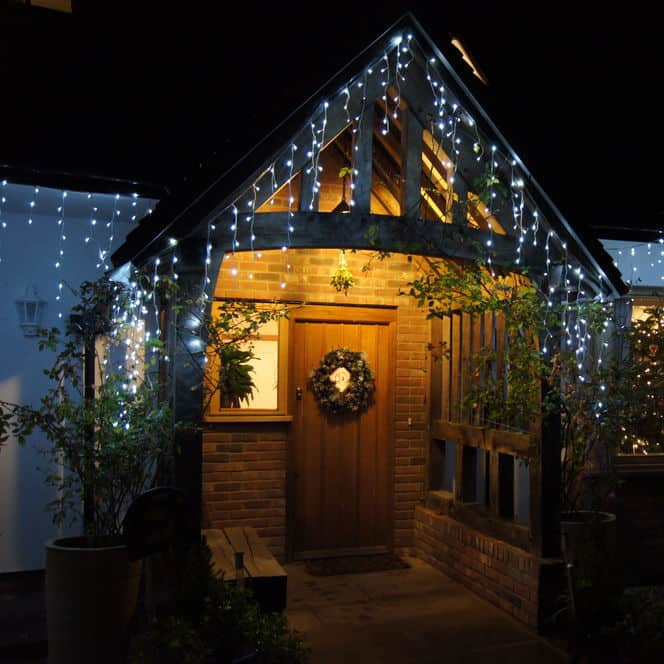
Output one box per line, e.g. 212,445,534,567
288,306,395,560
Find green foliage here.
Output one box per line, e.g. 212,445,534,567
186,298,291,410
605,586,664,660
407,258,623,514
408,260,546,431
0,277,174,538
218,345,256,407
472,163,509,207
129,616,210,664
547,300,623,513
130,538,310,663
619,306,664,454
330,264,356,295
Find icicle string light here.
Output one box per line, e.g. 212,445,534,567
184,31,617,313
54,190,67,318
0,180,6,263
0,31,629,363
380,52,391,135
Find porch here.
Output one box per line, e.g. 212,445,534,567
285,555,568,663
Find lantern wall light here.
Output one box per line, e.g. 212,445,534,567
15,284,46,336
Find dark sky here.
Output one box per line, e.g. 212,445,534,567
0,1,661,237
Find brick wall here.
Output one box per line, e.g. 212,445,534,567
414,505,559,628
203,248,430,561
202,424,289,559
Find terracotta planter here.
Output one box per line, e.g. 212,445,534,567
45,537,142,664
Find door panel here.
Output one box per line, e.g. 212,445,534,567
289,307,395,559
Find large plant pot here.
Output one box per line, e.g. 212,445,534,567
45,537,143,664
561,510,617,567
560,510,621,622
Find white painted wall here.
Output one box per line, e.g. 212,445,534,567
600,239,664,288
0,182,156,572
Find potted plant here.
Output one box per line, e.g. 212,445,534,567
180,297,290,411
547,302,623,637
0,276,174,664
217,344,257,408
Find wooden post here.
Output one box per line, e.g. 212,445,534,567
299,158,319,212
532,380,561,557
451,176,469,226
352,103,374,214
454,442,464,502
171,236,207,538
400,108,423,219
489,450,500,516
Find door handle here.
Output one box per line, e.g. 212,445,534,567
295,387,303,400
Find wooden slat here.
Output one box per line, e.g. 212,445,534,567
460,312,472,423
450,313,461,421
244,528,287,578
489,450,500,517
203,528,242,579
223,527,260,578
494,311,506,428
431,420,531,456
429,317,442,421
471,313,483,425
204,527,287,580
441,315,451,422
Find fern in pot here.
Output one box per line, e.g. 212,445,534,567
218,344,257,408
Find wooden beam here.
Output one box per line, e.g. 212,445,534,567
431,420,531,456
210,211,517,264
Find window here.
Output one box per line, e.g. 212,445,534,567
204,304,289,418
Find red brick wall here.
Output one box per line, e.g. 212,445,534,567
203,248,430,561
414,505,554,628
202,425,288,559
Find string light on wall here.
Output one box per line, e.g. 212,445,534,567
603,238,664,286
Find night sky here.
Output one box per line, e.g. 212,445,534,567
0,1,661,238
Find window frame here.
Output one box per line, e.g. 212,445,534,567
204,311,291,422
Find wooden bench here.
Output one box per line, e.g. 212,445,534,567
202,527,287,613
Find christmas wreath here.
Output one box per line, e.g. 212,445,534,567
310,347,375,415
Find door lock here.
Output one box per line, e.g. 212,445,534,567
295,387,303,400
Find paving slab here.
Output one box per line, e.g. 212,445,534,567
286,556,570,663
